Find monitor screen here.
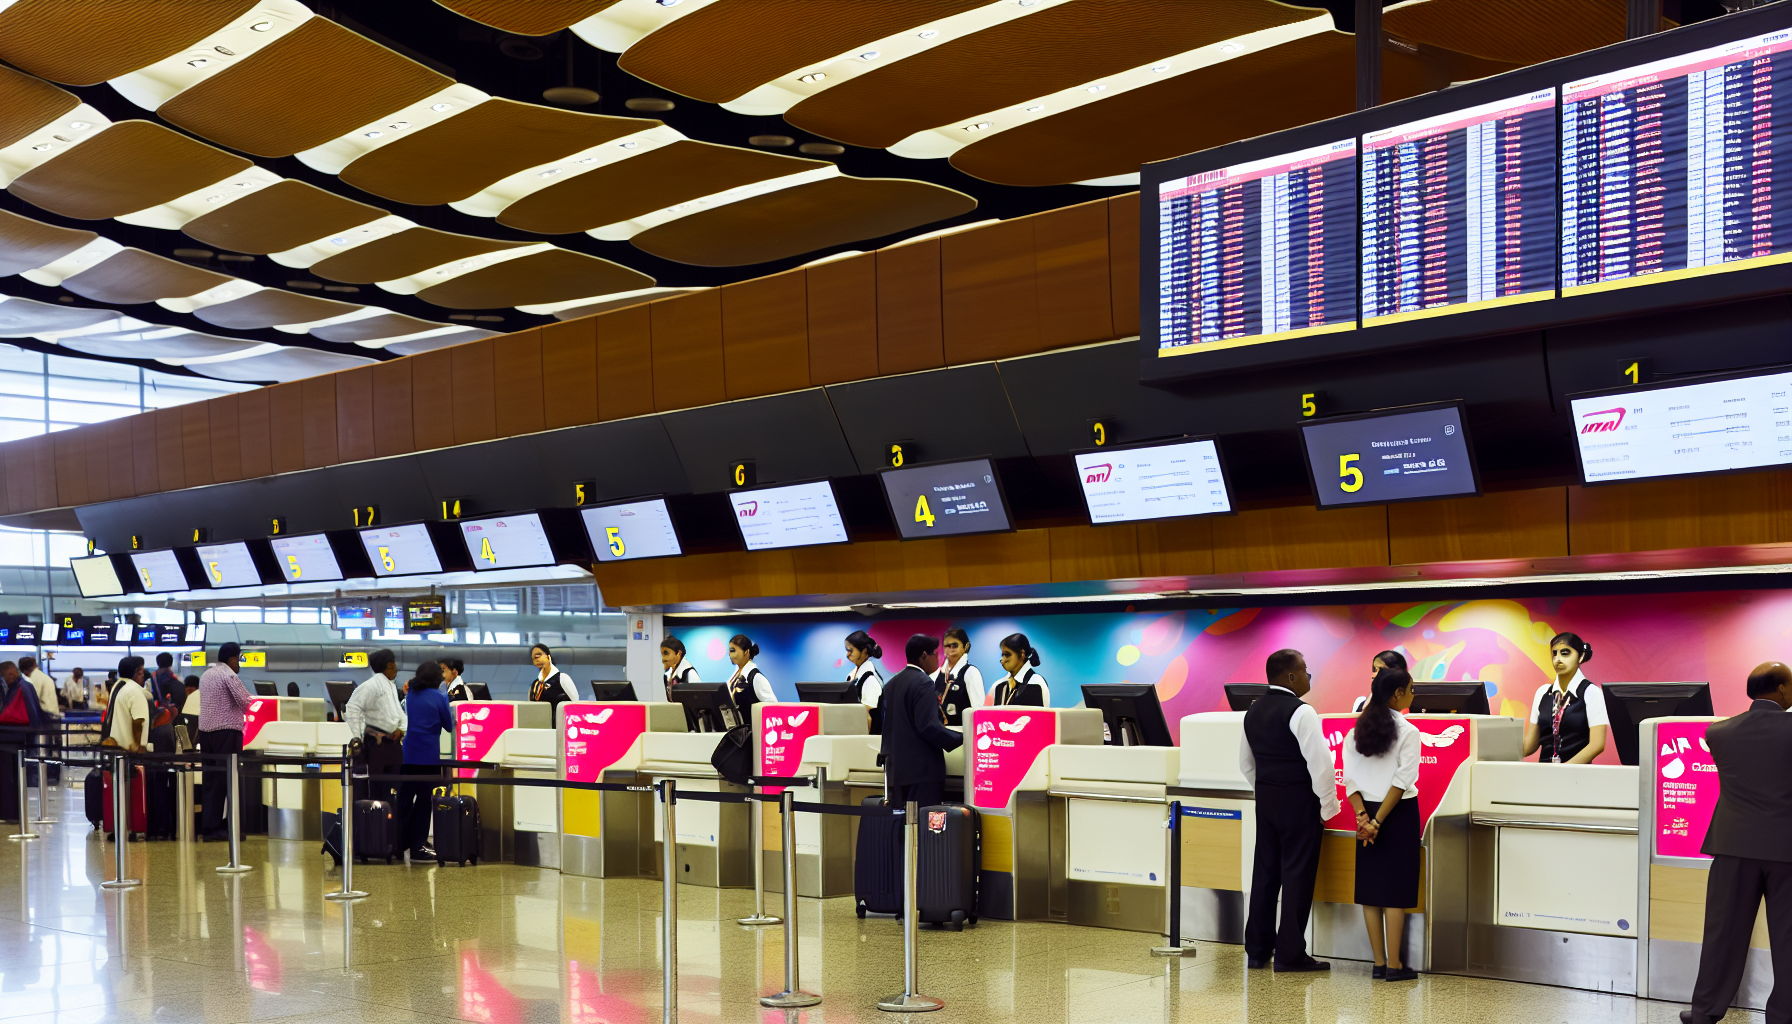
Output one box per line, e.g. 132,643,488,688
129,549,188,594
1563,28,1792,296
86,623,116,645
728,481,850,551
194,541,261,588
460,513,557,570
880,458,1013,540
1156,138,1357,357
1571,367,1792,484
70,554,125,598
334,603,378,629
1074,437,1233,524
1361,88,1558,327
582,498,683,562
405,596,446,632
358,523,443,577
270,533,344,583
1300,403,1479,508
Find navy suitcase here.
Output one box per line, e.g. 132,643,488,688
431,788,480,866
854,796,903,917
321,810,343,867
83,767,104,830
917,803,979,930
353,799,397,864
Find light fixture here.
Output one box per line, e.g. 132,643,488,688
430,102,453,112
917,29,939,39
205,194,224,203
363,130,383,139
964,121,992,132
619,141,639,150
577,156,596,164
29,143,50,152
1151,63,1170,73
799,72,826,83
330,237,350,246
1086,83,1106,93
1018,0,1039,6
656,0,681,6
67,120,90,129
1025,104,1045,112
387,121,409,130
187,57,210,68
214,45,235,55
538,168,560,178
859,50,881,61
250,20,273,31
1219,42,1243,54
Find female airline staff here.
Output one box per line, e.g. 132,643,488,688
988,633,1050,706
725,634,776,721
934,628,984,724
1354,650,1409,713
844,631,885,732
528,643,581,715
661,636,700,692
1521,632,1608,764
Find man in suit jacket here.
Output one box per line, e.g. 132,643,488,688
880,634,963,808
1684,661,1792,1024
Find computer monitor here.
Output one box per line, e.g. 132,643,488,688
1602,683,1714,767
325,681,356,717
1224,684,1269,711
794,682,855,704
1082,684,1174,746
590,682,638,702
668,683,742,733
467,683,492,701
1408,683,1491,716
253,681,278,696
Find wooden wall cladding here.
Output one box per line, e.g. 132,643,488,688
805,254,878,386
409,349,454,452
493,329,545,437
1108,192,1140,338
596,303,654,421
154,407,184,493
540,318,598,429
1389,487,1568,564
334,366,376,464
370,359,414,458
722,270,809,400
1568,471,1792,553
1212,503,1391,574
450,339,498,446
651,289,726,411
875,239,945,375
208,392,242,483
300,375,338,470
237,387,272,480
180,403,213,488
942,217,1038,364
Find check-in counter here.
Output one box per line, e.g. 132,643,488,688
454,700,551,864
489,726,557,867
1048,744,1180,933
242,697,329,840
965,706,1103,921
1172,712,1253,942
753,703,869,898
638,730,747,887
560,701,687,878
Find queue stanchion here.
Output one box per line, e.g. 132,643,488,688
31,753,56,826
326,742,367,901
761,776,820,1008
9,748,38,840
100,751,140,889
737,776,779,926
216,752,252,874
1151,800,1195,957
658,778,678,1024
877,800,941,1013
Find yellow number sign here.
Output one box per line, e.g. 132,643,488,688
914,494,936,528
1339,453,1363,493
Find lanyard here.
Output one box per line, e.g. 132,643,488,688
1550,685,1572,763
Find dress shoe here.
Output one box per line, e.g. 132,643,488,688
410,844,436,862
1274,958,1331,973
1372,965,1386,979
1246,957,1270,969
1384,966,1418,982
1681,1011,1721,1024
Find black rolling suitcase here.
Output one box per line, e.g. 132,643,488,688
83,767,105,830
917,803,979,930
353,799,398,864
432,788,480,866
854,796,903,917
321,810,343,867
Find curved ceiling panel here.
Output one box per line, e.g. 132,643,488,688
632,176,977,267
61,331,262,361
180,179,385,255
307,312,440,342
0,65,78,151
339,98,658,206
1384,0,1666,66
0,0,256,86
0,297,118,336
433,0,622,36
414,248,653,308
550,288,703,320
0,209,96,277
785,0,1317,150
7,120,253,221
385,328,497,355
156,16,453,158
191,289,360,330
308,227,530,284
60,248,232,305
189,345,378,383
497,140,824,234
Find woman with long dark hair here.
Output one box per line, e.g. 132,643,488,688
989,633,1048,706
1521,632,1608,764
1342,666,1421,982
844,630,885,732
934,627,984,724
1353,650,1408,713
725,634,774,718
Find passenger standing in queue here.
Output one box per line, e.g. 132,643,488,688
1682,661,1792,1024
934,628,984,725
344,649,405,804
442,658,472,702
844,630,885,733
528,643,581,721
1343,666,1422,983
64,666,85,710
1353,649,1408,713
1240,648,1341,972
399,660,453,863
661,637,699,692
196,643,253,842
1522,632,1608,764
880,634,963,808
988,633,1049,706
724,634,775,724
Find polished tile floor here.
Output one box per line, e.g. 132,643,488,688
0,785,1756,1023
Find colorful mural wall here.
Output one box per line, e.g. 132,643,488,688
679,589,1785,759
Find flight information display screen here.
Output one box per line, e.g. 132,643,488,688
728,481,850,551
582,498,683,562
129,550,188,594
195,541,261,588
1563,28,1792,294
1075,438,1233,524
1571,368,1792,483
1157,139,1357,355
70,555,124,598
1300,404,1480,508
270,533,345,583
1361,89,1558,326
880,458,1013,539
358,523,443,577
460,513,558,570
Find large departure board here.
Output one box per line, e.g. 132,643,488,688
1156,139,1357,355
1361,89,1558,326
1571,368,1792,483
1563,28,1792,294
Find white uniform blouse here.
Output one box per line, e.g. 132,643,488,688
935,657,985,709
730,660,776,703
992,666,1049,706
1342,713,1422,803
664,659,700,688
849,662,883,708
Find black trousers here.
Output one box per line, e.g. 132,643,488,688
355,734,403,805
1692,854,1792,1024
197,728,243,836
1246,784,1323,965
397,764,442,851
895,780,944,809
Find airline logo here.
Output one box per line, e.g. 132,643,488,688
1419,724,1466,748
738,502,758,517
1659,734,1710,756
1084,463,1113,484
1662,757,1686,779
1580,406,1626,434
997,715,1031,733
788,710,809,726
595,708,615,724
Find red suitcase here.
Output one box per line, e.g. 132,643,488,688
102,765,148,839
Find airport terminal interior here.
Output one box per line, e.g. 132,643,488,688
4,0,1792,1021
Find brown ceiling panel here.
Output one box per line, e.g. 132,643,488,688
308,227,530,284
415,249,652,308
1384,0,1670,66
7,120,252,221
0,297,117,336
181,180,384,255
787,0,1318,149
307,312,442,343
339,98,659,206
156,17,453,158
498,140,824,234
59,248,233,305
618,0,989,104
0,209,96,277
0,65,79,151
433,0,622,36
632,177,977,267
60,332,260,361
0,0,255,86
192,289,361,330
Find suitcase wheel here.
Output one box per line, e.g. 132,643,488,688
968,916,978,926
855,903,866,918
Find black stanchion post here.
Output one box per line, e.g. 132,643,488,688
878,800,941,1012
100,751,140,889
659,777,678,1024
326,743,366,901
738,776,779,926
217,752,252,874
1152,800,1195,957
10,749,38,841
761,782,819,1008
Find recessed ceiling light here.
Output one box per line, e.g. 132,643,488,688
204,194,224,203
619,141,639,150
964,122,992,132
187,57,210,68
1219,43,1242,54
330,237,351,246
538,168,560,178
250,20,273,31
66,121,90,129
1018,0,1039,6
1025,104,1045,112
29,143,51,152
430,102,453,112
917,29,939,39
1151,63,1170,73
363,130,382,139
799,72,826,83
387,121,409,130
577,156,596,164
655,0,680,6
1086,84,1106,93
214,45,235,55
859,50,881,61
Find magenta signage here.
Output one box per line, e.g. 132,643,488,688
562,702,648,783
243,698,275,746
455,702,516,779
1655,720,1718,860
1323,715,1475,833
757,703,821,795
968,708,1055,811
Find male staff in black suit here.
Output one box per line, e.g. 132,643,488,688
880,634,963,808
1683,662,1792,1024
1241,648,1342,972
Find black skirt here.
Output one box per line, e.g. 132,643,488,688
1354,796,1421,909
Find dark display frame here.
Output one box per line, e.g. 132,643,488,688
579,494,687,563
726,477,854,553
355,520,462,578
1566,362,1792,487
1068,434,1238,526
877,456,1016,541
1297,399,1482,510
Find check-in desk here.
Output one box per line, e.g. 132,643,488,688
754,703,869,898
1172,712,1254,942
489,726,558,867
1049,744,1181,933
242,697,329,840
453,701,552,865
639,730,746,887
965,706,1103,921
559,701,686,879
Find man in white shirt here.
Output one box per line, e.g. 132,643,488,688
21,657,56,721
1238,648,1341,972
344,649,405,803
106,657,150,754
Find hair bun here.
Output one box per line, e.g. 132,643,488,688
1027,650,1041,667
750,643,761,659
870,643,883,659
1580,642,1593,664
